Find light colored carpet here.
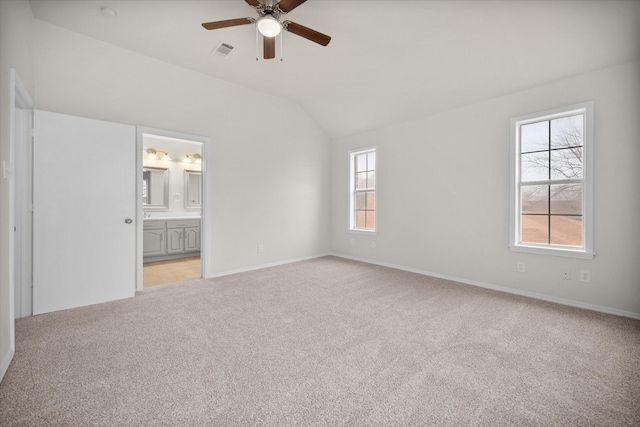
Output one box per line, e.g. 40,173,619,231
1,256,639,426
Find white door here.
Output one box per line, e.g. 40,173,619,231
33,110,136,315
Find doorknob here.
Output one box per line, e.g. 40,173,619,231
125,218,133,224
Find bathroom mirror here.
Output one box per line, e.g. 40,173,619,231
142,167,169,210
184,170,202,210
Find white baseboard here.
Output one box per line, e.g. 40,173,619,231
331,253,640,320
0,346,15,384
207,252,332,279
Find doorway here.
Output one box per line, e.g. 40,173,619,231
136,127,209,290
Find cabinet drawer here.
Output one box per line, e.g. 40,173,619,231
166,219,200,228
143,220,166,230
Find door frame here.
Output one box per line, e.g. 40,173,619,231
2,69,34,382
11,68,34,319
135,126,210,291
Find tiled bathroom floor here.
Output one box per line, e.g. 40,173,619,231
143,256,201,288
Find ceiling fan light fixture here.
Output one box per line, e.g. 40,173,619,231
257,16,282,37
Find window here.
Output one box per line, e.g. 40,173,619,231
350,148,376,232
510,102,593,259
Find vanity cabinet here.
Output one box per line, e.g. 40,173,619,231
166,228,184,254
167,219,200,254
167,227,199,253
143,221,166,257
184,227,200,252
143,218,200,262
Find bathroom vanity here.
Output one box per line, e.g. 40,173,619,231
143,218,200,262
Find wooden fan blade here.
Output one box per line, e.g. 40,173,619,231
264,36,276,59
202,18,253,30
244,0,260,7
277,0,307,13
284,21,331,46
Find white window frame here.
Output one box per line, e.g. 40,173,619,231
509,101,594,259
349,147,377,234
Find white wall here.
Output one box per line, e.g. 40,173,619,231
0,0,35,381
33,20,331,276
331,60,640,317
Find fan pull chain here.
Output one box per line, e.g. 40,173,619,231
280,31,283,62
255,25,259,61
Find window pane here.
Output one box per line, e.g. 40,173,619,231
367,171,376,189
367,152,376,170
521,215,548,244
366,191,375,209
551,115,583,149
356,154,367,172
366,211,375,229
522,185,548,214
356,172,367,189
355,192,365,210
550,184,582,215
521,121,549,153
550,216,583,246
355,211,366,228
521,151,549,182
550,147,582,179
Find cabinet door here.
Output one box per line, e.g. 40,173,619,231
184,227,200,252
167,228,184,254
143,229,165,257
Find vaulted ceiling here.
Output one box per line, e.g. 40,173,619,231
29,0,640,139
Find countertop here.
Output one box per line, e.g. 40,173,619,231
144,216,201,221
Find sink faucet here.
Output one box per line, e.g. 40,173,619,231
144,212,150,218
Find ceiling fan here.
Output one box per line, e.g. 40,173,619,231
202,0,331,60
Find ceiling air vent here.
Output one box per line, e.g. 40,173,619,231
212,42,234,58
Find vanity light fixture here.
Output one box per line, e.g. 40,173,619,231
146,149,158,160
146,148,171,161
183,154,202,164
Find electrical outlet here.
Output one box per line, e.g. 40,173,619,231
580,270,591,283
350,238,355,246
517,262,525,273
370,241,376,249
257,244,264,253
561,270,571,280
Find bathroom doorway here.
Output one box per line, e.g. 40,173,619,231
136,127,209,290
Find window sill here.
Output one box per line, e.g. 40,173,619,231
349,228,377,236
509,244,594,260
